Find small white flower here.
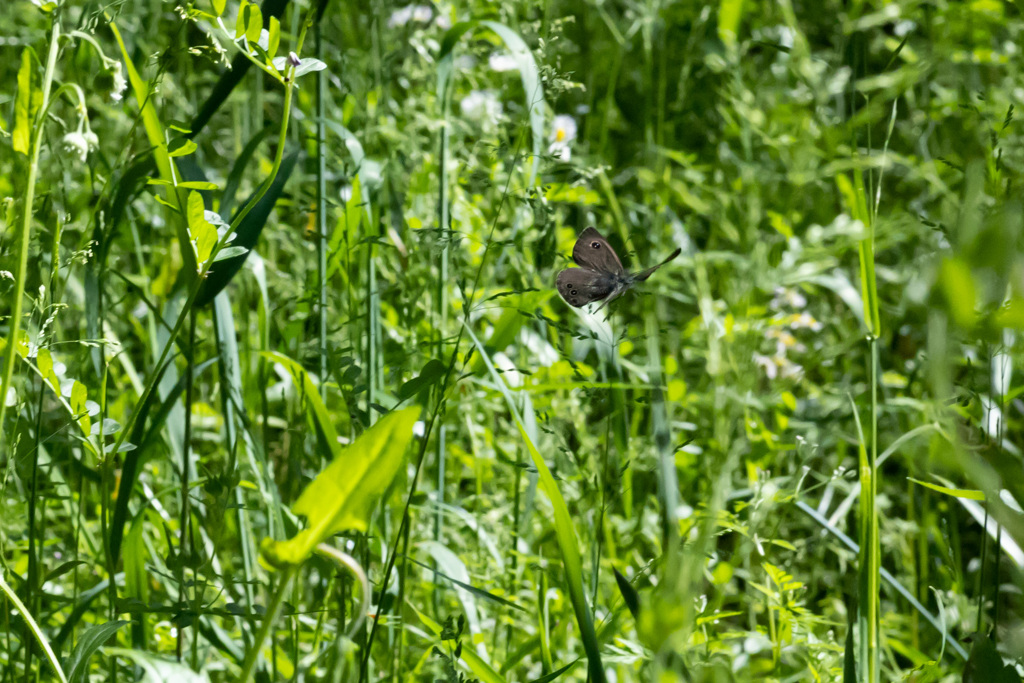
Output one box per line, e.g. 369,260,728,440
460,90,503,125
770,286,807,311
339,184,353,202
410,5,432,23
489,52,518,72
110,61,127,102
61,132,89,162
387,6,414,27
548,114,577,161
754,353,778,380
388,5,434,27
434,13,451,30
790,312,823,331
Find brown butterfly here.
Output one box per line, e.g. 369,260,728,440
555,227,681,310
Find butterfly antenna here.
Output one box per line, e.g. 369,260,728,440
632,247,682,281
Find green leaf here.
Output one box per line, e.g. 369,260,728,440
528,661,579,683
212,246,249,262
908,478,986,501
244,2,263,44
110,21,195,271
613,568,640,621
167,138,198,157
195,150,299,306
939,257,978,329
211,0,226,16
408,604,507,683
267,16,280,58
717,0,745,49
14,48,32,155
36,348,59,393
963,633,1022,683
178,181,219,190
260,396,420,568
259,350,346,460
186,191,217,267
398,359,447,400
235,0,249,39
404,555,525,612
0,568,67,682
104,649,209,683
66,621,128,683
69,380,90,437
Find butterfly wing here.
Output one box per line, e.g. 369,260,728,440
556,268,617,308
572,227,625,275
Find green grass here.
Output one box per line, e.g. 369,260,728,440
0,1,1022,682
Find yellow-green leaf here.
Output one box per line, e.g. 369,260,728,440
908,478,985,501
718,0,745,50
14,49,32,155
268,16,281,58
260,406,420,567
69,380,91,437
245,3,263,44
939,257,977,329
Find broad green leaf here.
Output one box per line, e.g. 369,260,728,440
66,621,128,683
211,0,226,16
260,402,420,567
14,48,32,155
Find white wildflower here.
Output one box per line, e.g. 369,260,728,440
460,90,503,126
548,114,577,161
770,286,807,311
489,52,518,72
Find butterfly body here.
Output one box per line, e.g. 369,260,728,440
555,227,680,310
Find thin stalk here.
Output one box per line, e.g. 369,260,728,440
0,21,61,452
23,382,44,683
431,30,451,619
237,566,298,683
177,312,196,662
315,19,328,403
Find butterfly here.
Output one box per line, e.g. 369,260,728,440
555,227,681,311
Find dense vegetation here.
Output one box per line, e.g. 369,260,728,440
1,0,1023,681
